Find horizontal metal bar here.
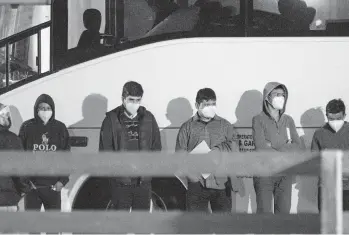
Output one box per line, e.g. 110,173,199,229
0,151,321,176
0,0,50,4
0,21,50,48
0,211,320,234
67,126,325,130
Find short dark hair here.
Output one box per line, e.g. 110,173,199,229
196,88,216,104
326,99,346,115
122,81,144,98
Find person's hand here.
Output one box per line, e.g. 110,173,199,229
52,181,64,192
266,141,272,147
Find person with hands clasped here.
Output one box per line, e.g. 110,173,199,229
252,82,303,214
19,94,70,211
176,88,245,213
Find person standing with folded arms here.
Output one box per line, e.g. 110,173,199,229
252,82,303,214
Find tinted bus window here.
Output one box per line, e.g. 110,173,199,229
251,0,349,36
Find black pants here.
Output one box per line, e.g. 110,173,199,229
111,183,151,211
186,182,232,213
24,188,61,210
318,187,349,211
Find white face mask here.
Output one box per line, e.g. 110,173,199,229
329,120,345,132
272,96,285,110
124,102,140,117
200,105,217,119
38,111,52,124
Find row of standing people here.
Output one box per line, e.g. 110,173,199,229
0,81,347,213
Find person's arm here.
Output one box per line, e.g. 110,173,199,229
62,125,71,151
58,124,70,186
277,118,305,152
310,131,321,152
174,123,192,185
99,115,114,152
211,122,245,196
252,116,278,152
18,123,27,151
175,123,189,153
211,123,239,152
151,114,162,151
12,137,32,194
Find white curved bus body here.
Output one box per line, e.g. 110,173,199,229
1,37,348,213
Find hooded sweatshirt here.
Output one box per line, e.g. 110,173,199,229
252,82,303,153
311,122,349,151
99,105,161,185
19,94,70,187
0,105,30,206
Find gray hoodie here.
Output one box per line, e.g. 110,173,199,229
252,82,303,152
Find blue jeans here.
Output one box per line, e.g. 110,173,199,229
253,176,292,213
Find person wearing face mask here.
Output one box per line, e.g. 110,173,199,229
0,104,31,211
99,81,161,211
176,88,245,213
311,99,349,212
252,82,303,214
19,94,70,211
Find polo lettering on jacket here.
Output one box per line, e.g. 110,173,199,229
33,132,57,152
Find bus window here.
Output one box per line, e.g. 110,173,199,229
57,0,243,70
251,0,349,36
144,0,242,37
67,0,106,50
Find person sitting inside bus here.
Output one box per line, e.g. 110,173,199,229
19,94,70,211
99,81,161,211
278,0,316,31
175,88,245,213
0,104,30,212
311,99,349,212
77,9,102,49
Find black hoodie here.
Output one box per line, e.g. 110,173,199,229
19,94,70,187
0,109,30,206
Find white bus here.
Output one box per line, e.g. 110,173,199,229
0,0,348,214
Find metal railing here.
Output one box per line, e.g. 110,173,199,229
0,151,347,234
0,21,51,89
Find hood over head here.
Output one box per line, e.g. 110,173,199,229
34,94,55,122
0,104,11,130
263,82,288,117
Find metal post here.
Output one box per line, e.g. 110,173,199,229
50,0,53,72
37,31,41,74
321,150,343,234
5,43,9,87
240,0,253,37
116,0,124,40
